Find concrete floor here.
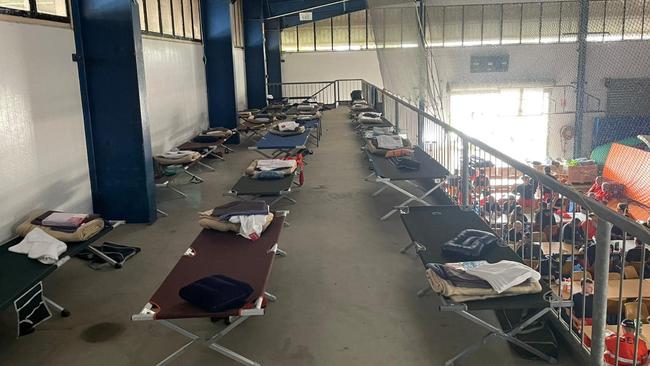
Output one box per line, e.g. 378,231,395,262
0,108,582,366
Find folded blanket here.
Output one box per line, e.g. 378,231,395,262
17,213,105,242
211,201,269,220
192,135,219,143
385,148,413,158
161,150,194,159
9,228,67,264
31,211,100,233
154,151,201,165
203,128,234,138
278,121,300,132
244,159,297,177
179,275,253,313
297,104,316,112
425,267,542,303
268,125,306,136
367,137,412,156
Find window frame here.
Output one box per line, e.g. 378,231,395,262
140,0,202,42
0,0,70,23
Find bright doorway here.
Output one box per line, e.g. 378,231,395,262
449,87,550,162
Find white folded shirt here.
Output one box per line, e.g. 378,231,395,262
464,260,541,293
9,228,67,265
376,135,404,150
278,121,300,131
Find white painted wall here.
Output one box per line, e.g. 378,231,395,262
0,22,92,241
142,38,208,155
233,47,248,110
281,50,384,87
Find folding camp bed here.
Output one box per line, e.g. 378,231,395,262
365,147,450,220
177,132,235,163
399,205,571,366
131,212,287,366
225,174,298,208
0,221,120,333
295,116,322,146
249,130,311,159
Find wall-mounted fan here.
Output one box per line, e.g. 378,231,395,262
560,125,575,157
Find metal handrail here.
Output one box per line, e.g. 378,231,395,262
359,79,650,244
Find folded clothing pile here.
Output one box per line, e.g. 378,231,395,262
357,112,383,124
297,103,317,112
17,211,105,242
9,228,67,264
425,260,542,302
269,122,306,136
246,113,275,124
180,274,253,313
367,136,412,156
442,229,503,259
155,149,201,165
385,148,413,158
295,113,321,122
202,128,234,139
245,159,297,180
199,201,274,240
351,101,373,112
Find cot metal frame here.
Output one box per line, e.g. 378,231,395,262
248,144,308,159
131,242,287,366
438,296,571,366
224,188,297,208
365,173,448,220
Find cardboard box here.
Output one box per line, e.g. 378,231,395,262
567,164,599,184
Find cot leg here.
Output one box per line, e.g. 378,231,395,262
221,144,235,153
371,186,388,197
445,334,494,366
207,343,260,366
167,185,187,198
400,241,415,254
210,151,225,161
157,209,169,217
156,340,198,366
275,248,288,257
197,160,215,171
416,286,432,297
363,172,376,181
88,246,122,269
43,296,70,317
183,170,204,183
264,292,277,302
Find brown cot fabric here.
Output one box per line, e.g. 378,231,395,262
149,215,285,320
177,138,225,151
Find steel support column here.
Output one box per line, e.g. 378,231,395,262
244,0,267,109
590,218,612,366
202,0,239,143
70,0,156,223
574,0,589,157
265,19,282,93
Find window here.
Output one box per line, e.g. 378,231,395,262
401,7,418,48
560,1,579,42
332,14,349,50
541,2,561,43
350,10,366,50
139,0,202,41
482,5,502,45
282,26,298,52
0,0,68,22
463,5,482,46
172,0,184,37
231,0,244,48
502,4,522,44
315,19,332,51
298,22,315,52
426,6,444,47
444,6,463,47
521,3,541,43
384,8,401,48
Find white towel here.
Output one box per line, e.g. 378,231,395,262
278,121,300,132
464,260,541,293
229,215,269,241
376,135,404,150
9,228,67,264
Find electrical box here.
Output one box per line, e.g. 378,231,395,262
299,12,313,21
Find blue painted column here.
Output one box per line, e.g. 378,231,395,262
70,0,156,223
243,0,267,109
202,0,239,143
265,19,282,92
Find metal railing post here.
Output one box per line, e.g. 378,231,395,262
462,138,470,207
394,99,400,131
335,80,339,106
590,218,612,366
418,99,425,147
